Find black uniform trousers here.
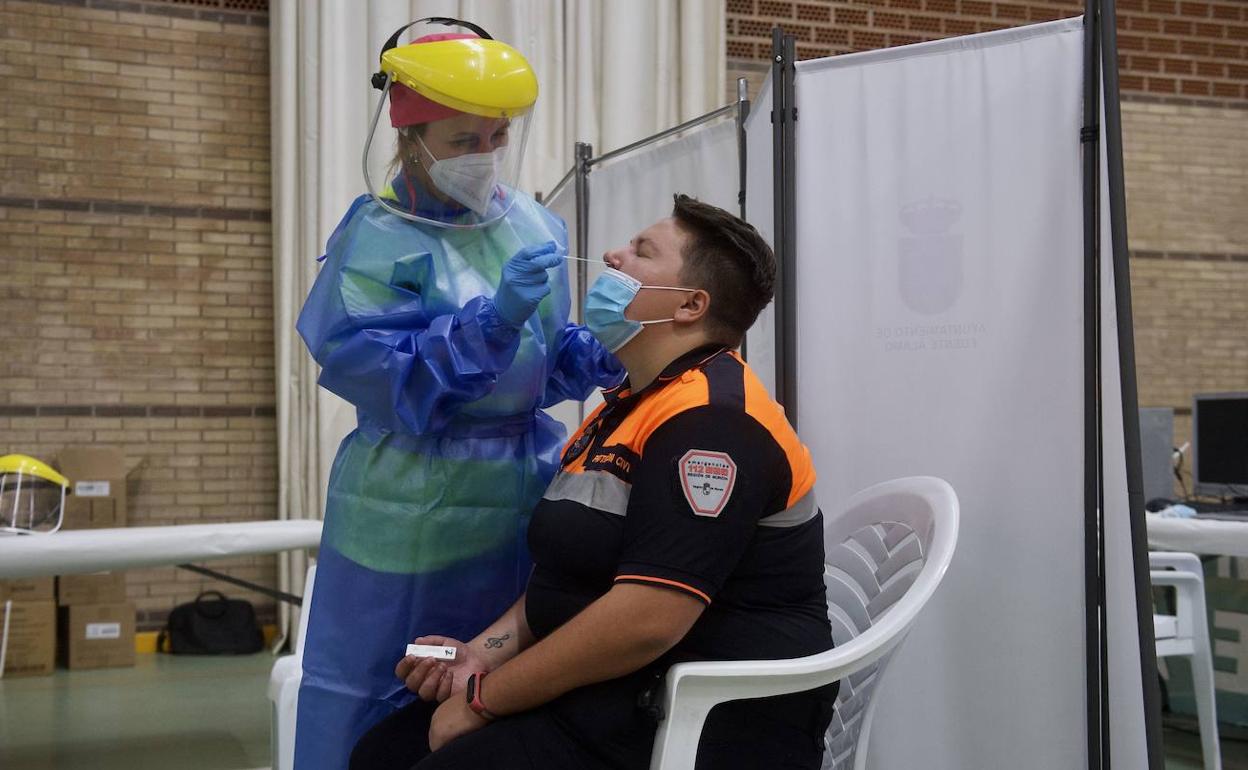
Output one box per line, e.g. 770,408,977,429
350,669,833,770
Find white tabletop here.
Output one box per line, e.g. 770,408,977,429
1147,514,1248,559
0,520,323,579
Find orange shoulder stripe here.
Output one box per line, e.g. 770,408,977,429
739,358,817,507
570,355,816,507
614,574,712,604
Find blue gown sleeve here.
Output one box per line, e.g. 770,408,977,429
541,324,625,407
297,249,521,436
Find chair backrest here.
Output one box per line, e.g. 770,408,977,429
820,477,957,770
294,563,317,657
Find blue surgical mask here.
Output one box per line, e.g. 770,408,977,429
584,267,693,353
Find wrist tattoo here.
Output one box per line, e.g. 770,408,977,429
484,633,511,649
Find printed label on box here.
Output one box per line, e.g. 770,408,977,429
85,622,121,640
75,481,111,497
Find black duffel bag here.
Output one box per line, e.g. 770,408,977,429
158,590,265,655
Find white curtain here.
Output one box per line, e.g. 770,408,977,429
550,118,742,433
268,0,724,641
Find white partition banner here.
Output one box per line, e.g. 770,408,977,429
543,119,740,431
795,19,1087,768
585,118,740,264
743,18,1148,769
743,77,776,396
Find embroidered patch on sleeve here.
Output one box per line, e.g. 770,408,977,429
678,450,737,518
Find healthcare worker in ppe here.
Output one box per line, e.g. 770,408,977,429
293,18,622,769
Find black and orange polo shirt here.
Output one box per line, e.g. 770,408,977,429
525,345,832,664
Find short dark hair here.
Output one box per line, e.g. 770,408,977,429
670,194,776,345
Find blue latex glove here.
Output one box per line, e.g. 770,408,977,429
493,241,564,326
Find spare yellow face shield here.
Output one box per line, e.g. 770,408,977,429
363,19,538,229
0,454,69,535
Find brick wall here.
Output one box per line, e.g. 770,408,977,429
727,0,1248,501
727,0,1248,103
0,0,278,629
1121,102,1248,256
1124,100,1248,491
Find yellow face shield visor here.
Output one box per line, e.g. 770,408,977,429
381,38,538,120
0,454,69,535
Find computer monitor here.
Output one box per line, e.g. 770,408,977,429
1192,392,1248,499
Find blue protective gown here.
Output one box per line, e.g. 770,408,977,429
292,176,622,769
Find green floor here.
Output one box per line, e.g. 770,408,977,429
1,654,1244,769
1160,715,1248,770
0,653,272,770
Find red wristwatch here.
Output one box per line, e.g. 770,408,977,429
465,672,496,720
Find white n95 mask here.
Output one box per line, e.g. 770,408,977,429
415,132,504,216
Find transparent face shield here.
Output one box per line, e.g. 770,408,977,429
362,75,533,231
0,466,67,536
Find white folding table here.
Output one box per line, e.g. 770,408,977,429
1147,515,1248,560
0,520,322,579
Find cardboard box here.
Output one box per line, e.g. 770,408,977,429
61,497,121,530
57,447,127,530
1,600,56,677
58,602,136,670
0,577,55,602
57,572,127,606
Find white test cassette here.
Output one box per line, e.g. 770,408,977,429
406,643,457,661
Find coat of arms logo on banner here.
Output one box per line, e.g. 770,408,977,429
678,450,737,517
898,196,963,315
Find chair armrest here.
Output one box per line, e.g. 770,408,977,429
649,629,912,770
268,654,301,701
1149,570,1207,640
1148,571,1202,589
1149,551,1202,575
662,623,906,711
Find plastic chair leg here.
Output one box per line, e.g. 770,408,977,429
1189,646,1222,770
649,694,715,770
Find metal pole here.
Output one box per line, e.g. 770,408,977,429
588,104,736,169
736,77,751,361
780,34,797,425
771,28,789,420
176,563,303,606
1101,0,1165,765
573,142,592,326
545,165,576,205
1080,3,1107,769
770,30,798,426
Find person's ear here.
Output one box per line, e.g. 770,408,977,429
674,289,710,324
397,129,419,166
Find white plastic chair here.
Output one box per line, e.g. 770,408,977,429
268,563,316,770
650,476,959,770
1151,551,1221,770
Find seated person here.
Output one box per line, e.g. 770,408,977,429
351,195,835,770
